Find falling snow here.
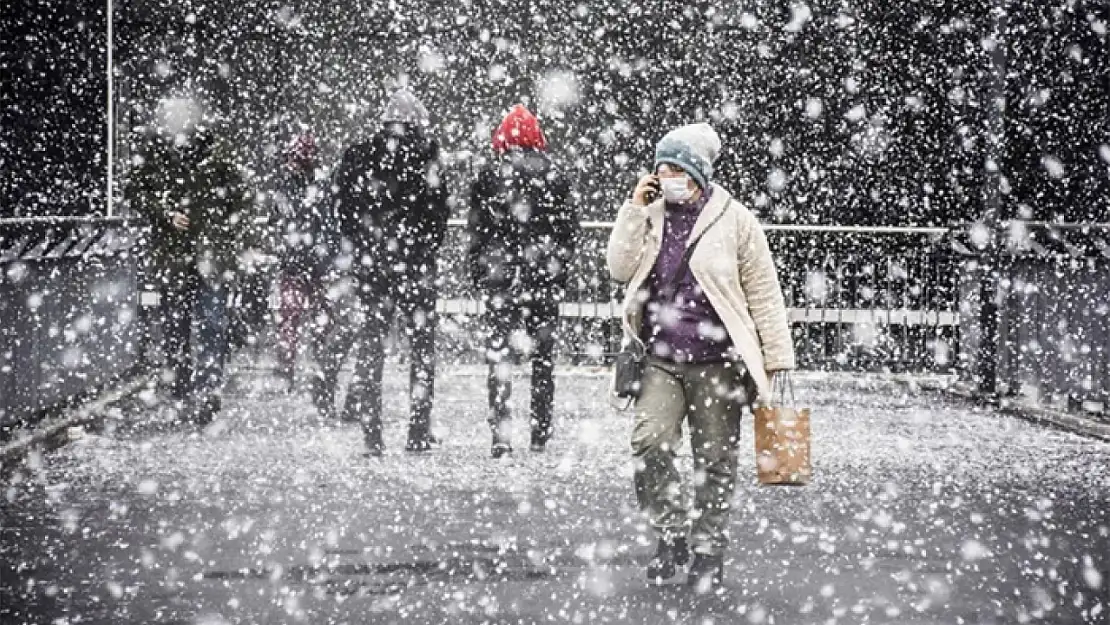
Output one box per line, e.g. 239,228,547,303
2,0,1109,623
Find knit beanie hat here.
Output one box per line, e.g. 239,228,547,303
654,123,722,190
381,88,430,126
492,104,548,153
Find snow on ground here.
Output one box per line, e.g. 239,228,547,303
4,362,1109,624
57,364,1110,495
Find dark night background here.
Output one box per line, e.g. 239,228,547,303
2,0,1107,224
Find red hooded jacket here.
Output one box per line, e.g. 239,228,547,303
491,104,547,153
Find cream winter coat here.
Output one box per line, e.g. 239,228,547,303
606,183,796,404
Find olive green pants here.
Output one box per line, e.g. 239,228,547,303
631,358,751,556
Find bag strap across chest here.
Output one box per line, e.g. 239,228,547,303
660,200,732,295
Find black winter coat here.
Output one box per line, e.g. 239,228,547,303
271,164,334,279
128,132,252,287
334,124,449,293
466,150,578,303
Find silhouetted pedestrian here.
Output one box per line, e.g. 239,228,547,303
129,112,252,423
467,104,579,457
271,132,332,389
327,88,450,455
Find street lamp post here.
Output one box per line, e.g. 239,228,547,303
106,0,114,216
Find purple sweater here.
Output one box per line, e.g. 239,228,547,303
641,189,737,363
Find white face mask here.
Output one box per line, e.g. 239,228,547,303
660,176,695,203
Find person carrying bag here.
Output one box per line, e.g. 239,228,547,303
606,123,797,591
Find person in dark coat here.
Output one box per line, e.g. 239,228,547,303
325,88,449,455
128,114,252,423
467,104,579,457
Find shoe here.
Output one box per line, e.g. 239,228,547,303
530,430,550,452
405,430,441,453
192,395,221,426
491,441,513,459
491,419,512,459
686,553,724,592
647,536,689,584
364,430,384,457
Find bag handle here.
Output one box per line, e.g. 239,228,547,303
772,372,797,407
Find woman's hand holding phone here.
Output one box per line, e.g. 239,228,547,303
632,174,661,206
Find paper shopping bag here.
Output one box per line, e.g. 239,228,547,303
753,380,812,485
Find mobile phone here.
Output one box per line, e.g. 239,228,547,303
643,176,661,203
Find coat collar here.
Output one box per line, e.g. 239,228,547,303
644,183,732,247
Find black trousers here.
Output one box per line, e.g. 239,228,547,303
161,269,200,400
159,267,229,400
228,268,273,350
321,278,437,443
484,296,558,443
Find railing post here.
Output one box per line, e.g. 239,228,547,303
975,0,1008,399
976,247,1000,398
106,0,115,216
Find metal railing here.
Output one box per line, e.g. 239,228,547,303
0,216,135,262
0,213,961,436
432,221,957,372
956,221,1110,417
0,217,146,435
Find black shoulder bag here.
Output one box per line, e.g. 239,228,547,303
613,203,730,403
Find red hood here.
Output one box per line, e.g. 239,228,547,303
492,104,547,153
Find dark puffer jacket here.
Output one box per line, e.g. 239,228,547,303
334,123,450,297
128,130,252,287
466,149,578,304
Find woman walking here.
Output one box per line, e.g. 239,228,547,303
606,123,795,589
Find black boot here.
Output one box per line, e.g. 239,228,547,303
363,419,384,457
364,433,384,457
338,394,363,423
647,536,689,584
491,435,513,459
405,427,441,453
192,394,221,426
530,426,551,453
686,553,724,592
490,412,512,459
491,425,512,459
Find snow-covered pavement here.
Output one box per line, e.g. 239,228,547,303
3,365,1109,624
